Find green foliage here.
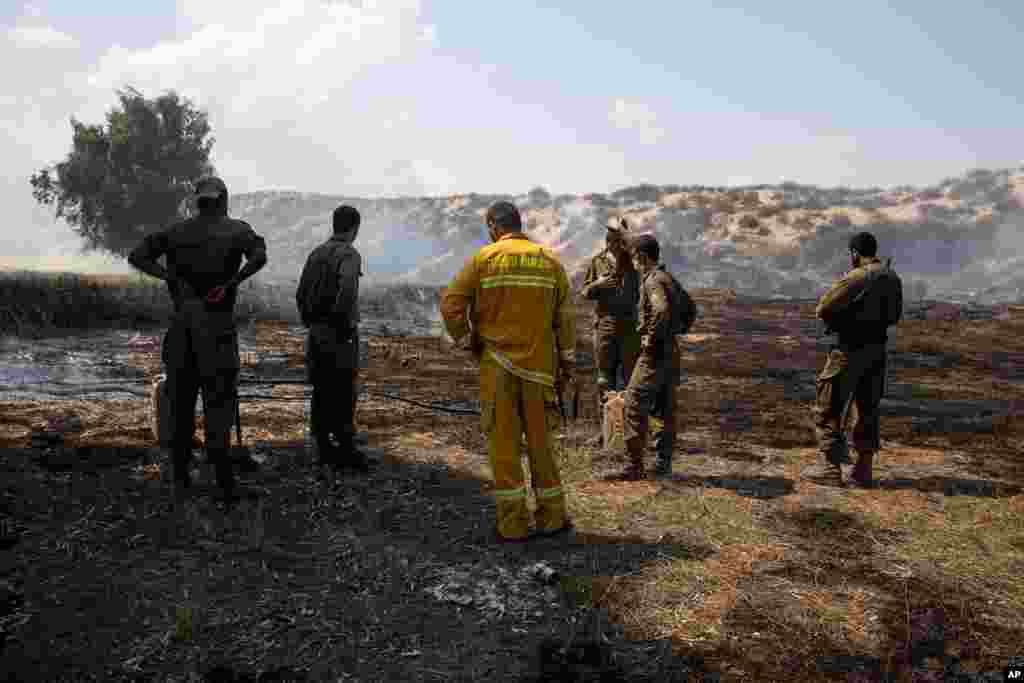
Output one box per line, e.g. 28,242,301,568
0,270,295,334
29,87,216,256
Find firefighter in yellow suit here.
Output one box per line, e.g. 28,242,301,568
441,201,577,543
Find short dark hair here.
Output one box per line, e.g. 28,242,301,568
486,201,522,232
848,231,877,257
333,205,361,233
196,194,227,216
631,234,660,262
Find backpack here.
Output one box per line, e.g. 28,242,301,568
844,260,901,328
666,273,698,336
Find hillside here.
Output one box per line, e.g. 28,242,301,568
231,166,1024,305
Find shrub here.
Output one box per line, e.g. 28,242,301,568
527,186,551,205
738,215,760,230
792,216,814,232
831,212,852,227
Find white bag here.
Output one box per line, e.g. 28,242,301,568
150,374,173,446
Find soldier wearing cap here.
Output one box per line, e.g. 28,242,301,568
580,216,641,417
128,176,268,505
812,231,903,487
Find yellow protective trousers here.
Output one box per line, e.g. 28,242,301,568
479,353,567,539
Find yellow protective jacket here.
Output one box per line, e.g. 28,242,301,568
441,233,575,388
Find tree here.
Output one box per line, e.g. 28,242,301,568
30,87,216,255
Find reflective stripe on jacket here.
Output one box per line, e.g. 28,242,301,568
440,233,575,388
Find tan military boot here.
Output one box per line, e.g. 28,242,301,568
615,442,646,481
807,461,846,487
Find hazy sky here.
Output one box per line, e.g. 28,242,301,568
2,0,1022,268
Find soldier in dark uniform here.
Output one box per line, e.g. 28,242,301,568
295,205,370,473
813,231,903,487
128,176,268,504
580,217,641,413
619,234,695,480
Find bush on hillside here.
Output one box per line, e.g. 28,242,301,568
738,215,760,230
792,216,814,232
831,212,852,227
611,184,661,204
527,187,551,205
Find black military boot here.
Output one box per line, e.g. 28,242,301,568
171,446,193,502
209,448,237,504
653,451,673,479
333,433,371,473
652,427,674,479
849,450,875,488
591,382,610,448
615,441,646,481
315,436,337,469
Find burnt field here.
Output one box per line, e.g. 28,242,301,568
1,290,1023,681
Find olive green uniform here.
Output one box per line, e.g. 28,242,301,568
129,215,267,495
295,233,363,467
814,257,903,469
581,248,640,396
623,266,688,477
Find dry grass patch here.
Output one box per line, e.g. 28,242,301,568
568,476,785,648
885,495,1024,610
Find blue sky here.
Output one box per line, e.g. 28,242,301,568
1,0,1022,267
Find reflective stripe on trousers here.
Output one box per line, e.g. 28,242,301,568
479,354,567,539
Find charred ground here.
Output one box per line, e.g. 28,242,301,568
1,291,1023,681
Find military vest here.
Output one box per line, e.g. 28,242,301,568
835,260,902,346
